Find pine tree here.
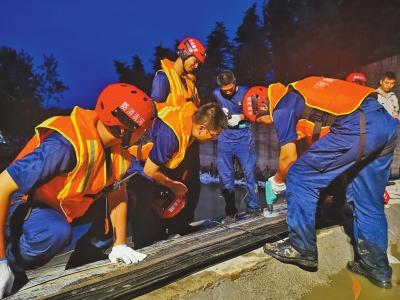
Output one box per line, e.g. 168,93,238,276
197,21,233,104
114,55,152,94
233,4,271,87
38,54,68,108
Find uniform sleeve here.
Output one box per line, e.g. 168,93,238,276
151,71,170,103
393,94,399,114
6,132,76,194
148,123,179,166
273,108,298,146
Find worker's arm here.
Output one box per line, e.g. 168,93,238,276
143,158,187,197
0,171,18,298
107,186,147,264
0,171,18,259
274,142,297,183
108,187,129,246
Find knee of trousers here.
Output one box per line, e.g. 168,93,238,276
19,221,72,266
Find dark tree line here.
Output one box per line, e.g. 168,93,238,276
115,0,400,103
2,1,399,140
0,47,68,140
266,0,400,82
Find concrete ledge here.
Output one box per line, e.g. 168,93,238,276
138,180,400,300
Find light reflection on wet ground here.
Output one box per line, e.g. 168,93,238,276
303,255,400,300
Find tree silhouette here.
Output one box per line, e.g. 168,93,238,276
114,55,152,94
37,54,68,109
197,21,233,104
234,4,271,86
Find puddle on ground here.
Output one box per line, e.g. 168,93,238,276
302,264,400,300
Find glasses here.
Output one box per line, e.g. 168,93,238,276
206,128,220,140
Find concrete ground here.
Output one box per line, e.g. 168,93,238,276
137,180,400,300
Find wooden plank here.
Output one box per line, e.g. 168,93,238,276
10,215,287,300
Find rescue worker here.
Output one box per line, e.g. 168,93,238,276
244,77,397,289
144,37,206,238
213,70,260,221
128,102,227,248
151,37,205,108
0,83,156,298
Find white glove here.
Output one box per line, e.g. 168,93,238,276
268,176,286,195
222,108,229,116
108,244,147,265
0,260,14,298
228,114,241,127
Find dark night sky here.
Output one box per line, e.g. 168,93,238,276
0,0,264,109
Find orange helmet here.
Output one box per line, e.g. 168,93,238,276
96,83,156,130
242,86,269,123
177,37,206,64
345,72,367,85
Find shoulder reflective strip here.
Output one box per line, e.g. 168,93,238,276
79,139,96,193
37,122,80,200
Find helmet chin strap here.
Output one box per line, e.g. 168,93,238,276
107,126,133,149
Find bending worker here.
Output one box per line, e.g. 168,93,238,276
244,77,397,289
213,70,260,221
145,37,206,236
128,102,227,248
0,83,156,297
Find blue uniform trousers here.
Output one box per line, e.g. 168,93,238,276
217,136,259,210
6,198,111,272
286,100,397,281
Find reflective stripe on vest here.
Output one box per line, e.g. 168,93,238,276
155,59,198,111
129,102,196,169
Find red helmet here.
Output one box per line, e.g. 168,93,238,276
242,86,269,123
152,187,186,219
383,189,390,205
345,72,367,85
95,83,156,130
177,37,206,64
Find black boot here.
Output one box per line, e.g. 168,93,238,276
222,189,238,217
347,239,392,289
263,238,318,270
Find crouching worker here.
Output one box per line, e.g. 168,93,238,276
244,77,397,288
0,83,156,298
128,102,227,249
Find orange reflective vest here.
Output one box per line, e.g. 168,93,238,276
268,76,375,144
129,102,196,169
155,59,199,111
13,107,131,222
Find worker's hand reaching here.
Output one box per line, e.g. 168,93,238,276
108,244,147,265
170,181,188,198
228,114,241,127
268,176,286,195
0,260,14,298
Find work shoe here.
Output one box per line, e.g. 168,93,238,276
221,214,239,225
347,261,392,289
246,208,263,218
263,238,318,270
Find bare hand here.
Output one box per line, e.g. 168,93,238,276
170,181,188,198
